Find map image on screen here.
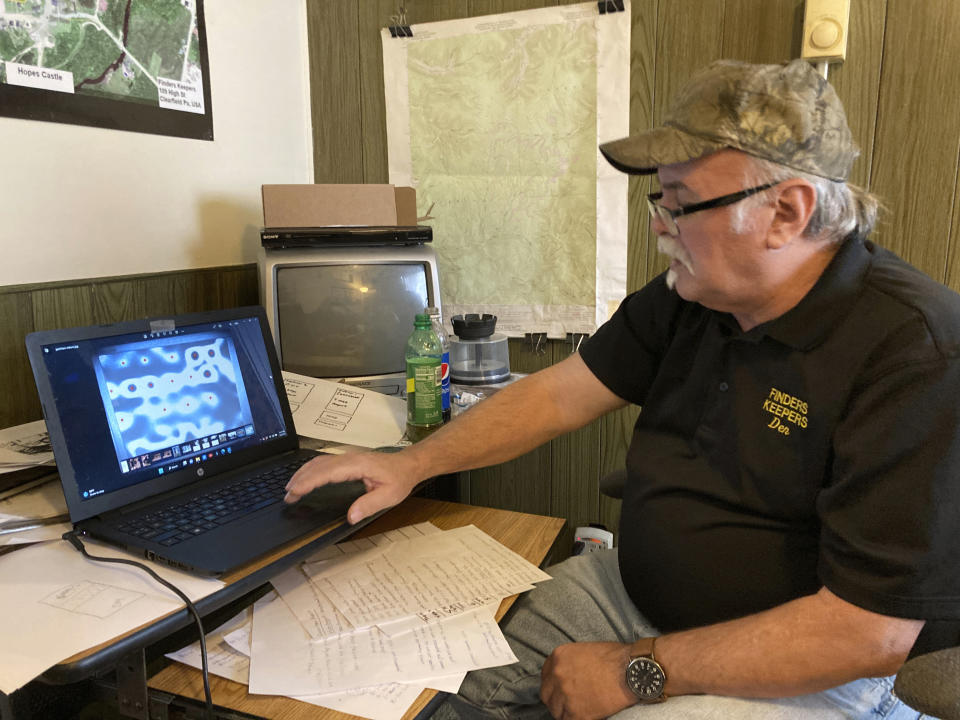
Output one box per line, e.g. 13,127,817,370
94,334,253,469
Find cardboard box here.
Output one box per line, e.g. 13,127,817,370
261,184,418,228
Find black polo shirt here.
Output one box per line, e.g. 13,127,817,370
579,235,960,655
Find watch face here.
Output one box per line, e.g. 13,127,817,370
626,657,665,700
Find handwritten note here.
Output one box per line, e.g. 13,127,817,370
247,593,514,696
162,521,539,716
167,600,454,720
271,563,356,640
274,522,442,640
304,525,551,632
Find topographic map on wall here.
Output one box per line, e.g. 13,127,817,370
0,0,212,139
383,2,630,337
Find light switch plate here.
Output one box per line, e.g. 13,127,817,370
801,0,850,63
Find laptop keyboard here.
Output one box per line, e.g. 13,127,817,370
117,457,310,547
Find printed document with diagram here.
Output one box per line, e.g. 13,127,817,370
282,370,406,448
0,538,222,694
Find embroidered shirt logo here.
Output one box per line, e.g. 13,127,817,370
762,387,808,436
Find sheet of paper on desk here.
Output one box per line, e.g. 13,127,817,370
271,561,357,639
236,603,467,716
0,420,55,472
305,524,552,634
282,370,406,448
0,515,72,546
168,595,465,720
0,477,66,518
167,606,254,684
0,479,71,546
0,537,223,694
248,591,514,697
304,521,443,562
233,597,468,697
272,521,443,640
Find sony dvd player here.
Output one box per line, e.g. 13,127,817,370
260,225,432,249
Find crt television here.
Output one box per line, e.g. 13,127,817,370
259,244,442,396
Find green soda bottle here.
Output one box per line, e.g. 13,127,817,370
405,313,443,442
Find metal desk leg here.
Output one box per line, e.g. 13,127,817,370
115,649,149,720
0,692,14,720
146,690,174,720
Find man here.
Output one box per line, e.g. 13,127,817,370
285,59,960,719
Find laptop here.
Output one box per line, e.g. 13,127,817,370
25,305,365,576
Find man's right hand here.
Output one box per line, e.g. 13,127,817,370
284,451,423,524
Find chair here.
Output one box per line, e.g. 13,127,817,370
894,645,960,719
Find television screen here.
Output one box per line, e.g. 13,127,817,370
276,263,430,378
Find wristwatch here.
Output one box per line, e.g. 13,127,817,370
625,637,667,703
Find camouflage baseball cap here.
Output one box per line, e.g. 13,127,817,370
599,58,859,182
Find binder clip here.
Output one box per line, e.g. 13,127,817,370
525,332,547,356
389,5,412,37
598,0,625,13
568,332,587,355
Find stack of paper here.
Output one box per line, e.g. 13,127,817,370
167,522,552,720
167,593,464,720
0,420,55,474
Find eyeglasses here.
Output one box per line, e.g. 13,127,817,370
647,182,778,236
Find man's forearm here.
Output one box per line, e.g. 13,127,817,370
655,587,924,698
285,355,625,523
541,589,923,720
402,354,626,482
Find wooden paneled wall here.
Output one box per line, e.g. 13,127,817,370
0,266,259,429
303,0,960,552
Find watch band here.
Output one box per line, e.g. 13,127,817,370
630,636,657,661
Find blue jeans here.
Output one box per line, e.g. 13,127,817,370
434,550,933,719
608,676,930,719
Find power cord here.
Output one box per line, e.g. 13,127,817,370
62,530,214,718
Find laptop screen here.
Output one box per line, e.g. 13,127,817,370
28,308,296,521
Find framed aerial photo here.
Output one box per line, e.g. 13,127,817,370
0,0,213,140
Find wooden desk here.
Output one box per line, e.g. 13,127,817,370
148,497,564,720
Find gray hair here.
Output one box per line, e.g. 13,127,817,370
733,155,881,242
